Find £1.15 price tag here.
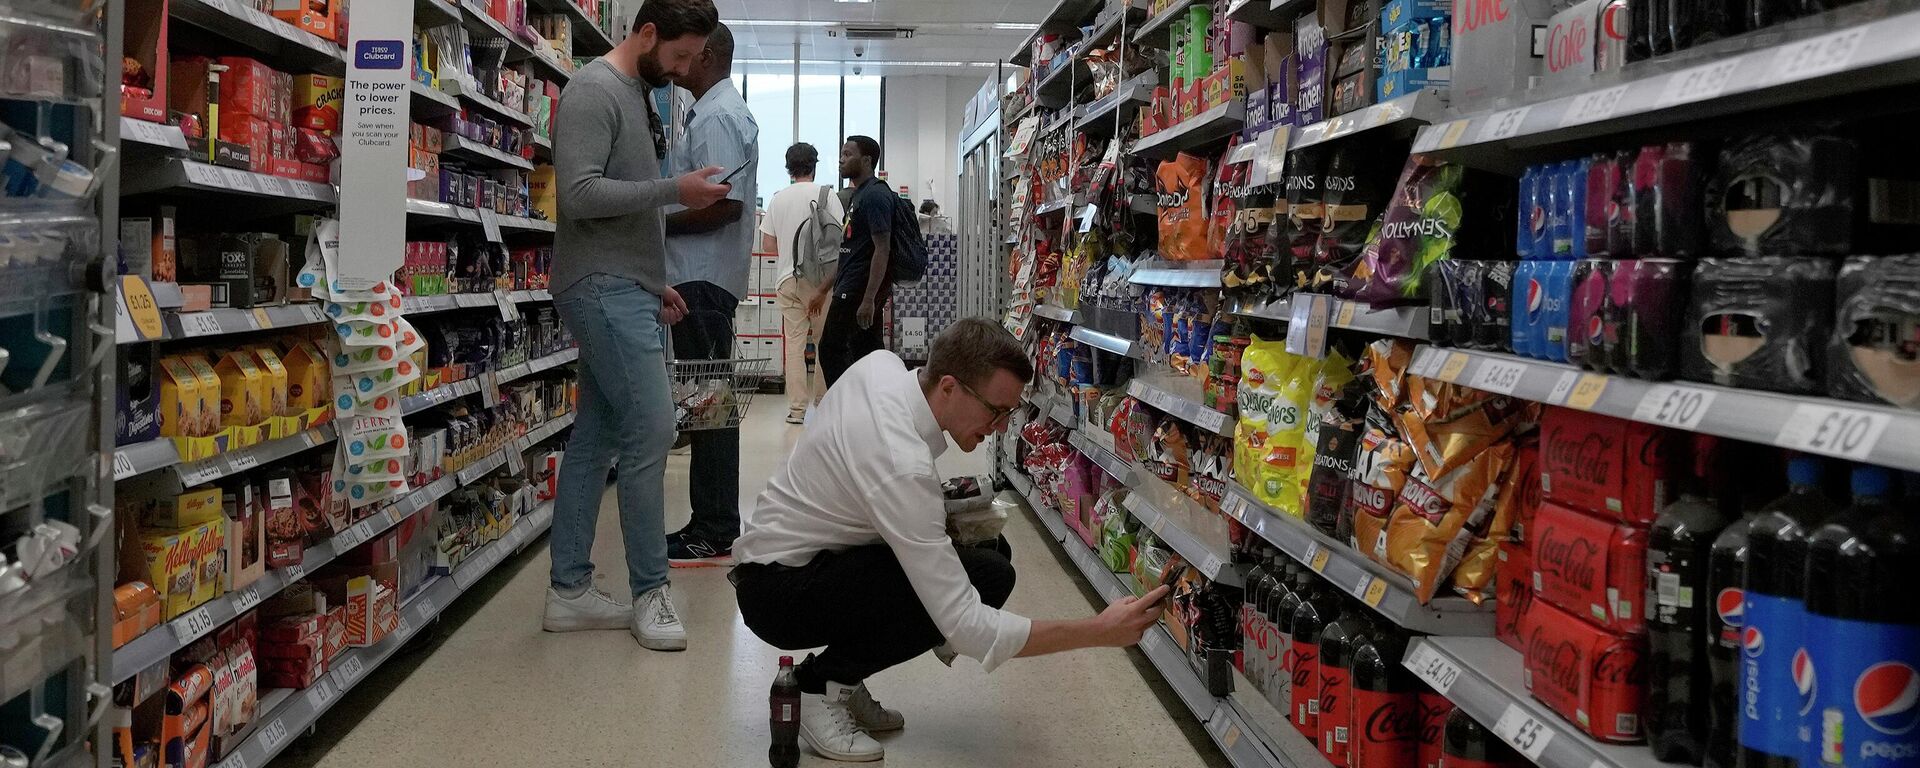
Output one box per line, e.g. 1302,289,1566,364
1633,385,1718,431
229,584,263,614
1493,703,1557,761
173,606,218,643
179,312,225,337
257,719,289,753
1774,403,1891,461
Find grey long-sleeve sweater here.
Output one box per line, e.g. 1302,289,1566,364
551,59,680,296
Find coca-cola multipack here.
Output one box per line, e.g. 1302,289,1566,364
1521,598,1648,742
1532,500,1647,633
1539,406,1680,526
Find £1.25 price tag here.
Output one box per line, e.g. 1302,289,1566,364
1493,703,1557,761
1774,403,1891,461
1633,385,1718,431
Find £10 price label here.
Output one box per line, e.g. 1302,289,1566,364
1633,385,1718,431
1493,703,1556,761
1774,403,1891,461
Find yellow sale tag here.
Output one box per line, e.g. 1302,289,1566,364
1566,375,1609,410
1336,301,1358,327
252,308,272,328
120,276,164,340
1439,120,1472,149
1437,353,1470,382
1363,578,1388,607
1310,548,1331,573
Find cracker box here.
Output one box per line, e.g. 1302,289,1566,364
291,74,341,132
214,350,268,427
1539,406,1680,525
141,527,200,618
1531,501,1646,633
217,115,272,172
1520,598,1648,742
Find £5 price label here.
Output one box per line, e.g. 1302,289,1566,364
1476,107,1533,144
1493,703,1557,761
1774,403,1891,461
1557,84,1631,129
1633,384,1718,431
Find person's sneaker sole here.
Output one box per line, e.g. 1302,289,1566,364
800,724,884,763
632,631,689,651
542,614,629,632
667,555,734,568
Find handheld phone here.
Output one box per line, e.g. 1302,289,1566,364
719,161,750,185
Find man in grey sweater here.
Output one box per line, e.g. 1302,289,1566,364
545,0,733,651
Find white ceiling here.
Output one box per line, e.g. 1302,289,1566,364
716,0,1043,76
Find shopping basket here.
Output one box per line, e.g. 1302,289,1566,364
669,357,771,431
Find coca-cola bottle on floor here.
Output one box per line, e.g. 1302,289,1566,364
1351,629,1421,768
1441,706,1526,767
769,656,801,768
1317,604,1372,765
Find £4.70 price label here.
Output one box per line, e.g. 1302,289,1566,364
1493,703,1556,761
1774,403,1891,461
1633,385,1718,431
1406,642,1462,694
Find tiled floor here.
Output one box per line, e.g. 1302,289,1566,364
278,401,1225,767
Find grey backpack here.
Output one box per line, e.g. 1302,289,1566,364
790,185,842,285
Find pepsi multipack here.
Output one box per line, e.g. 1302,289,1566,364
1511,160,1586,362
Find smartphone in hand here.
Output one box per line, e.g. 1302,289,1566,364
719,161,750,185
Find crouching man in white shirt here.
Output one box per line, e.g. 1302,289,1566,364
730,318,1170,763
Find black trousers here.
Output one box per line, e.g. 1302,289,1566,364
668,281,740,542
818,290,887,387
733,537,1016,693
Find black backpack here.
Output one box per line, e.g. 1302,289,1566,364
857,179,927,282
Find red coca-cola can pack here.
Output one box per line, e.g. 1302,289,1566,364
1495,539,1533,653
1521,598,1648,742
1531,500,1647,633
1538,406,1679,525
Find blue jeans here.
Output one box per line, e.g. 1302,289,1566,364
551,274,675,598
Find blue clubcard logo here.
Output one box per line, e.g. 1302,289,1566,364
355,40,406,69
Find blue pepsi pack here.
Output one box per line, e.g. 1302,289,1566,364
1539,260,1573,362
1519,165,1551,260
1559,158,1591,259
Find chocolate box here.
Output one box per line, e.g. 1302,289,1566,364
1538,406,1679,525
1531,500,1646,633
1520,598,1647,742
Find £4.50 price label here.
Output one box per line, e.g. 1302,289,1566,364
1406,642,1462,694
1633,384,1718,431
1774,403,1891,461
1493,703,1556,761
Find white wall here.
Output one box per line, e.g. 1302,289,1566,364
881,75,986,220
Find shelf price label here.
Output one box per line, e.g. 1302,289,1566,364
1435,353,1471,383
179,312,225,337
229,584,263,614
1774,403,1891,461
1557,84,1631,128
305,678,337,710
258,718,289,753
179,459,224,487
1658,57,1744,108
228,451,260,473
281,561,306,582
1361,578,1387,607
1467,359,1528,395
173,606,218,642
1406,642,1462,694
1550,373,1609,411
333,654,366,686
1475,107,1532,144
1770,26,1868,86
1633,385,1718,431
112,451,138,480
417,595,437,618
218,755,249,768
1493,703,1557,761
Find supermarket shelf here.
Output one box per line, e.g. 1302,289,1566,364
1081,4,1146,54
1078,71,1158,136
1130,259,1225,287
533,133,553,160
1403,637,1666,768
1248,293,1430,340
521,50,574,85
1011,0,1106,65
527,0,616,54
1412,5,1920,170
1034,196,1075,216
1222,483,1497,636
117,293,330,345
1125,473,1240,586
1069,430,1139,484
1407,345,1920,475
123,157,337,202
1290,88,1448,151
169,0,345,73
399,288,557,314
415,0,462,27
1049,399,1078,429
1128,374,1234,436
400,348,577,414
439,79,535,128
409,81,461,117
1225,0,1295,29
1069,326,1139,359
1032,303,1080,323
207,500,556,768
173,425,337,488
1025,493,1292,768
1133,0,1200,46
458,0,534,59
442,133,535,170
120,117,187,150
405,198,555,232
1132,101,1246,158
1035,60,1086,108
1000,458,1034,497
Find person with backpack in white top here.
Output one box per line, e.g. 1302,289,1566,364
759,143,844,424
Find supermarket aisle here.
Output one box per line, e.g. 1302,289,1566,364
278,397,1225,767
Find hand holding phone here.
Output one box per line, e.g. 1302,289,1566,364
719,161,750,185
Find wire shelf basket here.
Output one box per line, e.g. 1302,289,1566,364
670,357,771,431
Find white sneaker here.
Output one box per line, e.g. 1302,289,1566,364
801,682,885,762
848,682,905,732
631,585,688,651
786,408,806,425
543,586,630,632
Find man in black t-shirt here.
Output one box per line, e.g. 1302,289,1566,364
819,135,895,386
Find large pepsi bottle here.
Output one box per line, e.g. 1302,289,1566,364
1741,459,1840,768
1647,473,1729,764
1708,458,1824,768
1803,467,1919,768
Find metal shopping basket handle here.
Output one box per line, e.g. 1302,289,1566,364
669,357,772,431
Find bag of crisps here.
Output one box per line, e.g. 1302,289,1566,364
1236,336,1303,509
1208,139,1247,260
1450,433,1538,603
1148,419,1192,488
1347,400,1415,556
1157,153,1212,261
1379,439,1516,604
1295,349,1356,506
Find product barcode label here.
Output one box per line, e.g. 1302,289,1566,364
1656,572,1682,607
1558,84,1631,128
1633,385,1717,430
1658,57,1744,107
1773,403,1891,461
1475,107,1532,143
258,719,289,752
1467,359,1527,395
229,584,263,614
1770,26,1868,86
112,451,137,480
173,606,218,642
1407,643,1461,694
1493,703,1556,761
305,678,336,710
